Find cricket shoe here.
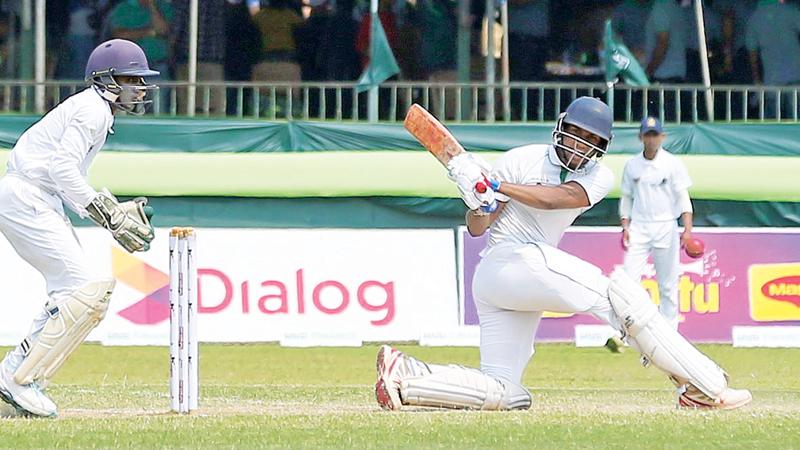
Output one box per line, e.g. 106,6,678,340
678,384,752,410
375,345,408,411
0,365,57,418
604,336,625,353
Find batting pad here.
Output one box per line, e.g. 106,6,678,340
608,269,728,398
401,366,531,411
14,279,115,385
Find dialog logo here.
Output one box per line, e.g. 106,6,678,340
112,247,171,325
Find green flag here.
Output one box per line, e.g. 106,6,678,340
356,13,400,93
603,20,649,87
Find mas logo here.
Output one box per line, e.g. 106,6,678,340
112,247,171,325
748,263,800,322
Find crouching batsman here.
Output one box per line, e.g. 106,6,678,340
0,39,158,417
376,97,751,411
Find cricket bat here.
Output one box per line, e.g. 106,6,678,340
403,104,490,194
403,104,465,166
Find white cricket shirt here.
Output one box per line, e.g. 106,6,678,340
620,148,692,222
6,87,114,215
488,144,614,248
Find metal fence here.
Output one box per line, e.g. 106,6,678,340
2,79,800,124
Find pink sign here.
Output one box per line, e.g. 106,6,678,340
460,228,800,342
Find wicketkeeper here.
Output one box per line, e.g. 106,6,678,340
0,39,158,417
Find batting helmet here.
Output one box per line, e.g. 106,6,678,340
85,39,160,115
552,96,613,173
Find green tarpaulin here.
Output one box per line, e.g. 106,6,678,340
65,197,800,229
2,115,800,156
1,116,798,227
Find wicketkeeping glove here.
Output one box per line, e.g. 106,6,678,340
86,189,155,253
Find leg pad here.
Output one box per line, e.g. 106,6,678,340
14,279,115,385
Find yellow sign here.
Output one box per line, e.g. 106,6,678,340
748,263,800,322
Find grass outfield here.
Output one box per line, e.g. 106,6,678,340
1,343,798,449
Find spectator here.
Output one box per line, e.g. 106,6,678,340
685,2,722,84
226,0,263,17
747,0,800,119
108,0,173,112
506,0,550,119
611,0,651,65
92,0,125,41
57,1,101,80
507,0,550,82
355,0,400,71
393,0,424,81
45,1,70,79
298,0,361,117
172,0,227,115
251,0,304,77
644,0,689,83
251,0,304,116
318,0,360,82
224,0,261,115
417,0,457,117
644,0,690,121
0,10,9,77
712,0,756,84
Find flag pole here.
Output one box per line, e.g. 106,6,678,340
694,0,713,121
484,0,495,123
500,0,510,121
457,0,471,119
188,0,198,117
368,0,379,123
34,0,44,114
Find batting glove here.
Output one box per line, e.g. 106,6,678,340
446,152,492,182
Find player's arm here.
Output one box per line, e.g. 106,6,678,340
619,194,632,250
49,112,101,214
465,202,505,237
745,22,761,84
678,189,694,246
146,0,170,37
495,181,590,210
748,49,761,84
51,110,154,252
646,31,669,77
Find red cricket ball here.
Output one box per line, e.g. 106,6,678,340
684,237,705,259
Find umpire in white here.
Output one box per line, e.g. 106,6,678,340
620,117,694,329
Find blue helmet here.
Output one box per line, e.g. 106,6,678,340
85,39,160,115
552,96,613,173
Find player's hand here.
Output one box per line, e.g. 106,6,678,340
621,228,630,251
451,162,497,211
680,230,692,248
446,152,491,183
87,189,155,253
474,179,500,213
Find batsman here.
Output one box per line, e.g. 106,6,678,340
0,39,158,417
376,97,752,411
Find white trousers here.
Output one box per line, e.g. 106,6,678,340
623,220,680,328
0,175,96,371
472,242,619,384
